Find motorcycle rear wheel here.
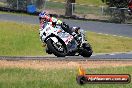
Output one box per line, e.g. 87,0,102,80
46,39,67,57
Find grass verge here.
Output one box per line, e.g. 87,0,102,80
0,11,36,17
87,32,132,53
54,0,104,6
0,2,7,7
0,21,45,56
0,66,131,88
45,1,103,15
0,21,132,56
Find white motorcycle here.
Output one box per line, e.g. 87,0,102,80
39,22,93,57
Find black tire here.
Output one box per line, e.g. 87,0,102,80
46,38,67,57
45,47,52,54
80,43,93,57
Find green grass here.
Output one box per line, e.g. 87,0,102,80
45,0,103,15
0,21,132,56
0,11,37,17
76,0,103,6
55,0,104,6
0,21,45,56
0,2,7,7
75,5,101,14
0,66,131,88
46,1,65,10
87,32,132,53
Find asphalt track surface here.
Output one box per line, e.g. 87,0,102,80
0,14,132,37
0,52,132,61
0,13,132,60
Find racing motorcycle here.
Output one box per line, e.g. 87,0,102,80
39,22,93,57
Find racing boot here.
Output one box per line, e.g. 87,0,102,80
46,47,52,54
128,9,132,15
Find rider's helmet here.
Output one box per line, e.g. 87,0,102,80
39,11,50,23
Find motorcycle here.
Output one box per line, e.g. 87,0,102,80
39,22,93,57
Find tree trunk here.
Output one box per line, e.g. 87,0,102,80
36,0,45,9
65,0,73,17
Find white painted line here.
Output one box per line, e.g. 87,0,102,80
105,34,108,36
96,32,132,39
119,36,123,37
113,35,117,36
109,54,115,55
98,33,103,35
93,51,132,56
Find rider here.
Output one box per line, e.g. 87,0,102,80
39,11,80,40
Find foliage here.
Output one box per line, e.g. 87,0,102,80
35,0,45,9
102,0,129,8
6,0,32,10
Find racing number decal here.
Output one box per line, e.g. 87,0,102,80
65,35,74,45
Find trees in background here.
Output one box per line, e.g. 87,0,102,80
35,0,45,9
6,0,46,11
102,0,129,8
6,0,74,17
6,0,31,10
65,0,75,17
102,0,131,23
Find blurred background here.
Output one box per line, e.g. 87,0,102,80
0,0,132,23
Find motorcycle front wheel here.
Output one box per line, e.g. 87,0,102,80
79,43,93,57
46,38,67,57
